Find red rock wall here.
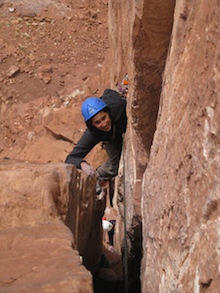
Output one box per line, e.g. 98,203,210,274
107,0,220,291
106,0,175,290
1,0,219,291
0,162,104,291
142,0,220,291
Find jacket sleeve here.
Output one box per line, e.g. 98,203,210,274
65,129,99,168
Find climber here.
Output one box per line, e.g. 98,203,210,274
65,88,127,191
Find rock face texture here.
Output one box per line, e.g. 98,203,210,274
107,0,220,292
141,1,220,291
107,0,175,290
1,0,220,292
0,162,104,292
1,225,92,293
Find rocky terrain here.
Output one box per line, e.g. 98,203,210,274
1,0,220,292
0,1,122,292
0,0,109,166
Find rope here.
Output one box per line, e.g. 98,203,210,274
122,137,129,293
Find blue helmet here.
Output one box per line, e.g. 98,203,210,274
81,97,107,122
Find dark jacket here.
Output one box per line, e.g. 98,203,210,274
65,89,127,168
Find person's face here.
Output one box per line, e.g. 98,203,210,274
92,111,111,132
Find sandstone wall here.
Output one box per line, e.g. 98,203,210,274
0,161,105,292
107,0,175,290
1,0,220,291
141,0,220,292
107,0,220,292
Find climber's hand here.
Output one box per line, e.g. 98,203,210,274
81,162,96,177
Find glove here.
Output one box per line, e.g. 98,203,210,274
80,162,96,177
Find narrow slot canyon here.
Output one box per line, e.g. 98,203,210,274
1,0,220,292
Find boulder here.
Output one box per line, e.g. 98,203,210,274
0,161,105,291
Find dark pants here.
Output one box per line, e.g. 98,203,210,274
96,134,123,181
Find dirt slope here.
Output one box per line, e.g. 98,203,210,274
0,0,109,163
